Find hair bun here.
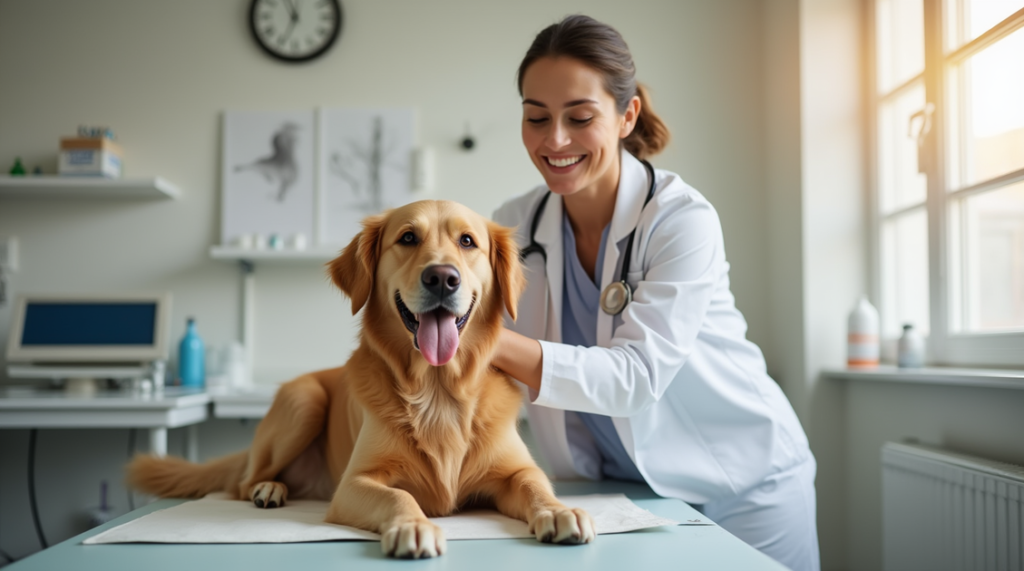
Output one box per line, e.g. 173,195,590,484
626,83,670,160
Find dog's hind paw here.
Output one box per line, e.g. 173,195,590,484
381,519,447,559
529,507,595,545
249,481,288,508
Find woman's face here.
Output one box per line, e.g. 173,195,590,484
521,56,637,197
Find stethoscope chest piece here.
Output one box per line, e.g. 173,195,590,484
522,159,657,317
600,281,632,316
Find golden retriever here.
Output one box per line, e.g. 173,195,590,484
128,200,595,558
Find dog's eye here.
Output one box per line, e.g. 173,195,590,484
460,234,475,249
400,232,417,245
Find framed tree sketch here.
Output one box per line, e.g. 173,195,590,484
221,110,316,246
319,107,415,245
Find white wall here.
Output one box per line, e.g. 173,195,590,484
0,0,776,561
800,0,868,567
763,0,869,567
769,4,1024,571
0,0,771,383
844,381,1024,571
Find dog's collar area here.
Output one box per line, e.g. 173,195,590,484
395,292,475,351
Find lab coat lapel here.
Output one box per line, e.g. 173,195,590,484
513,192,563,344
596,150,648,346
532,192,564,344
519,192,581,479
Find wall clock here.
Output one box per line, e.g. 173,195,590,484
249,0,342,63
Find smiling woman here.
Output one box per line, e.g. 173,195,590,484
492,14,820,571
519,57,634,219
516,31,668,281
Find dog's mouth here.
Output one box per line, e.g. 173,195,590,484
396,292,475,367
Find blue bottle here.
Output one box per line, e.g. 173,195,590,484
178,318,205,388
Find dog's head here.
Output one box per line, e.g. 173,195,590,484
328,200,525,367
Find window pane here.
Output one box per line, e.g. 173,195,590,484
877,0,925,93
946,0,1024,51
952,181,1024,332
882,209,931,336
948,27,1024,188
879,82,928,213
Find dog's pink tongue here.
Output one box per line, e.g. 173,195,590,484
416,309,459,366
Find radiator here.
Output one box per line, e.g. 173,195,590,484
882,441,1024,571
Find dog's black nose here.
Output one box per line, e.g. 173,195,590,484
422,264,460,299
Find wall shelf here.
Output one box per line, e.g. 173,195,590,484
209,245,342,380
822,365,1024,391
209,246,339,263
0,176,181,199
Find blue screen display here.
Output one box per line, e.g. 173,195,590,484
21,303,157,346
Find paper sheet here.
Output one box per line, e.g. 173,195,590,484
84,493,679,544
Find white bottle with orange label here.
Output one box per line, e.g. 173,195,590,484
847,295,879,368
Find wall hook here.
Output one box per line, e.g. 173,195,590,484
460,122,476,151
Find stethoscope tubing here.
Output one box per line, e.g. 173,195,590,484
519,160,658,315
518,191,552,263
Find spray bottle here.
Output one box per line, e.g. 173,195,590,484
178,317,205,388
847,295,879,368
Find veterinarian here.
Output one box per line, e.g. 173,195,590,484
492,15,819,571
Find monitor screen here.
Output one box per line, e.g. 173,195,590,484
21,302,158,346
6,293,171,363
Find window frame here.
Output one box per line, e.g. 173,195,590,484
870,0,1024,367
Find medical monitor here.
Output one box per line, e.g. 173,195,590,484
6,293,172,363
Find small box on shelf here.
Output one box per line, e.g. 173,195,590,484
59,137,123,178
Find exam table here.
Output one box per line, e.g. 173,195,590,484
6,480,786,571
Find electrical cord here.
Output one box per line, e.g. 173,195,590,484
0,263,8,306
0,547,18,563
127,429,137,511
27,429,49,549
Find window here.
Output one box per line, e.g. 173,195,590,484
873,0,1024,366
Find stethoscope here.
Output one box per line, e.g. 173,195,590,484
519,160,658,316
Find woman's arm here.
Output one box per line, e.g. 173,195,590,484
492,328,543,392
502,186,724,418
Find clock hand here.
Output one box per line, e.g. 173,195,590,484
278,0,300,43
281,18,297,42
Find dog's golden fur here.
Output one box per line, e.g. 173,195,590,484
127,200,594,558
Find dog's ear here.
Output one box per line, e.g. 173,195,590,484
488,221,526,321
328,213,388,315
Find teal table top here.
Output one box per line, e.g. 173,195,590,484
7,480,786,571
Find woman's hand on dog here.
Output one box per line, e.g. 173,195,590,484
493,328,544,392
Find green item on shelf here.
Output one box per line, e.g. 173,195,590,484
9,157,26,176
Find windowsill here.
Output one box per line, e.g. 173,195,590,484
821,365,1024,391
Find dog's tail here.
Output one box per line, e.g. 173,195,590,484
126,451,248,499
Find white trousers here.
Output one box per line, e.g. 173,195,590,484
701,458,821,571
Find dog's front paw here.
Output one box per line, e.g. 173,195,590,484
381,519,447,559
529,507,595,545
249,481,288,508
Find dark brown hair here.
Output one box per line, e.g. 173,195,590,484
517,14,670,160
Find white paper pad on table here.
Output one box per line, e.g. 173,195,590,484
84,493,679,544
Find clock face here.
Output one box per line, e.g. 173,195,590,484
250,0,342,63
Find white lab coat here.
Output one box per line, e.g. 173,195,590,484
493,149,812,505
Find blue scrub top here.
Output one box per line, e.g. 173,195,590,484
561,212,646,483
